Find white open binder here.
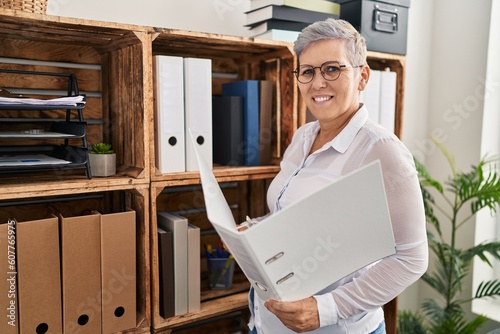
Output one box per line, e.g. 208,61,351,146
190,131,396,302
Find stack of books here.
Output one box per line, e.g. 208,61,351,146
246,0,341,42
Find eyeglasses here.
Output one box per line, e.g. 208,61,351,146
292,61,363,84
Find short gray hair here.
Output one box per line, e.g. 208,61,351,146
294,18,367,67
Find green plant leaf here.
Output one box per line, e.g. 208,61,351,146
448,158,500,216
415,157,444,193
397,310,427,334
474,279,500,299
415,157,443,235
423,300,477,334
456,314,489,334
90,142,114,154
422,187,442,236
462,241,500,267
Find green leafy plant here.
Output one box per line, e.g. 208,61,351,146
90,142,114,154
398,141,500,334
398,310,427,334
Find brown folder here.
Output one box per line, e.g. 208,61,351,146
17,216,62,333
60,213,102,333
100,210,136,333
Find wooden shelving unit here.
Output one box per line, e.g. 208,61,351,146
0,9,152,333
0,8,406,334
148,28,299,181
148,28,298,332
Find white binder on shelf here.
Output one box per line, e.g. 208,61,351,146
379,69,397,133
190,131,396,302
361,69,381,123
184,57,212,172
153,55,186,173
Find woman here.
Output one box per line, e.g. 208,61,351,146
248,18,428,333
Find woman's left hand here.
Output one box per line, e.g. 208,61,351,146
265,296,320,332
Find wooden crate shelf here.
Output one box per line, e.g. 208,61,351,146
0,9,153,331
0,9,151,184
150,177,270,331
0,187,151,333
148,28,298,181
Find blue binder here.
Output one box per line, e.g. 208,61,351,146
222,80,260,166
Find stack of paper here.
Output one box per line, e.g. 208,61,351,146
0,95,85,106
0,155,71,167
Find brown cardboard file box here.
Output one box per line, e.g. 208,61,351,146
16,215,63,334
100,210,137,333
0,221,18,334
60,213,102,333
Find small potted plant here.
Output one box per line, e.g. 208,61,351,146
88,142,116,177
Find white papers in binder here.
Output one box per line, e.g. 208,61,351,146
190,131,396,302
153,55,186,173
184,57,212,172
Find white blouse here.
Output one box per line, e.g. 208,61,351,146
250,105,428,334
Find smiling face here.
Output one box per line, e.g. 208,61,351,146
297,38,370,129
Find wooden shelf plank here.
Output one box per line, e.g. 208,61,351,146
151,165,280,188
0,175,149,200
154,292,249,330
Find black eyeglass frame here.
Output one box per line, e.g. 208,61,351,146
292,61,364,84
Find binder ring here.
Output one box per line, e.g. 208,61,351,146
276,272,294,285
255,281,268,291
265,251,284,265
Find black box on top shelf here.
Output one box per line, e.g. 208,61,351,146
336,0,410,55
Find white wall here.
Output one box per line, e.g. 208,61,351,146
47,0,500,330
401,0,433,161
47,0,252,37
395,0,433,311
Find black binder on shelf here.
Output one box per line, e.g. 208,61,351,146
212,96,244,166
157,227,175,318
